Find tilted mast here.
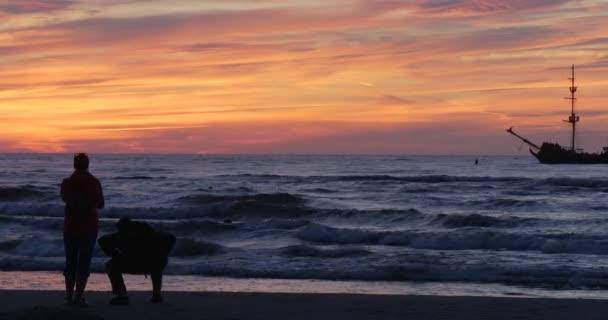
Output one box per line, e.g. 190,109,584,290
564,64,579,151
506,127,540,150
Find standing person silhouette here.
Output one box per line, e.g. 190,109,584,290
60,153,104,306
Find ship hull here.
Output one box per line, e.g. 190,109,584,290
530,143,608,164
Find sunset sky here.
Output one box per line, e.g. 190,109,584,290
2,0,608,154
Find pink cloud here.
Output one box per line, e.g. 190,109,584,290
0,0,74,14
367,0,574,16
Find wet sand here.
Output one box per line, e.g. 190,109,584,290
1,290,608,320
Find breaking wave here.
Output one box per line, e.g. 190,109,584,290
0,186,45,201
219,174,530,184
151,219,241,233
539,177,608,189
284,245,370,258
433,213,538,228
465,198,544,209
0,239,21,251
296,224,608,255
181,193,305,205
113,176,165,180
171,238,224,257
180,192,310,217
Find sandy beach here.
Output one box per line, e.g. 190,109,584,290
1,290,608,320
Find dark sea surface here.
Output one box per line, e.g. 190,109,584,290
2,154,608,290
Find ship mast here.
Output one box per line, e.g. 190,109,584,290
564,64,579,151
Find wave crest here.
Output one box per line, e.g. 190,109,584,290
182,193,309,217
297,223,608,255
0,186,44,201
434,213,537,228
284,245,370,258
171,238,224,257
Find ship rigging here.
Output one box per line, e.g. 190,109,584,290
506,65,608,164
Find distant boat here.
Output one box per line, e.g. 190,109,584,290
507,65,608,164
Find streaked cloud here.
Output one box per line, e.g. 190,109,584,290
1,0,608,154
0,0,75,14
409,0,573,15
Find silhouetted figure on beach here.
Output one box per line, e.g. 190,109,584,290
98,218,176,305
61,153,105,306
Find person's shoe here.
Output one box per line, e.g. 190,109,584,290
150,294,163,304
109,295,130,306
64,296,73,306
73,297,89,307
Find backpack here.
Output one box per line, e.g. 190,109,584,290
65,189,94,220
119,221,176,259
98,219,176,274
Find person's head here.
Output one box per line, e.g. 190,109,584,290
73,153,89,171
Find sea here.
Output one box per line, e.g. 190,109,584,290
2,153,608,298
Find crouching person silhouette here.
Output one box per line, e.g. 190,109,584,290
98,218,176,305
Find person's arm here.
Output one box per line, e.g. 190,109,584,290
98,233,123,257
95,178,105,209
60,178,69,203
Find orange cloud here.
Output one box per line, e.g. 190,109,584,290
0,0,74,14
1,0,608,154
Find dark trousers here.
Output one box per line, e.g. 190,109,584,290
63,232,97,281
105,257,166,296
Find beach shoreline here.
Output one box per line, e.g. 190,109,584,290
2,290,608,320
3,271,608,300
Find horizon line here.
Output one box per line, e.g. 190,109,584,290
0,152,527,157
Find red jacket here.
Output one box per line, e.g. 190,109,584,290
61,170,104,234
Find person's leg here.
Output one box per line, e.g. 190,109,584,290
150,271,163,302
150,257,167,303
106,258,130,305
73,233,97,304
63,233,78,304
105,259,127,296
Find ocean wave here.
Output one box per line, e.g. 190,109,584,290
539,177,608,189
13,237,65,257
0,203,64,217
3,254,608,289
0,239,21,251
299,188,337,194
0,216,64,230
163,259,608,289
0,186,45,201
433,213,538,228
0,204,216,220
324,208,423,220
297,224,608,255
113,176,165,180
207,186,254,193
297,224,382,244
219,174,530,184
465,198,543,209
182,192,305,205
284,245,370,258
154,219,241,233
400,187,436,193
181,192,311,217
332,175,528,184
171,238,224,257
0,212,242,236
262,218,310,229
7,235,226,259
0,202,423,224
